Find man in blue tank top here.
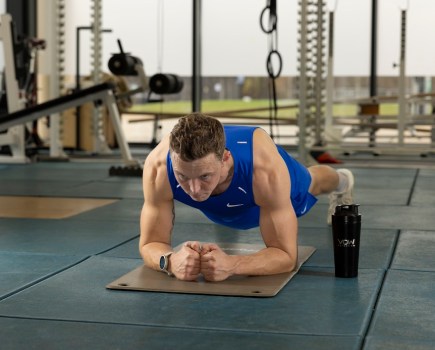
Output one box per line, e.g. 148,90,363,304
140,113,354,282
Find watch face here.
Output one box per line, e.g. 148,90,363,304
159,255,166,270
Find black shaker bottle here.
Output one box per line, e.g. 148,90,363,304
331,204,361,278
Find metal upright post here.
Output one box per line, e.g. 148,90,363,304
297,0,326,164
192,0,202,112
90,0,111,154
325,10,334,135
49,0,66,158
75,25,91,149
297,0,309,163
369,0,378,147
397,10,407,146
313,0,326,145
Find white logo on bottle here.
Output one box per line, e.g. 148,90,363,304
337,239,356,248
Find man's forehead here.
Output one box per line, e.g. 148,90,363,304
172,153,219,172
171,151,219,163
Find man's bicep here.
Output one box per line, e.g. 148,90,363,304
140,152,174,246
259,203,297,249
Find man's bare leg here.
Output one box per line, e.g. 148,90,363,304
308,165,355,224
307,165,340,196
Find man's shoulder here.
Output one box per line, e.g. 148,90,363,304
143,136,173,200
143,136,171,188
252,128,278,159
252,129,286,174
145,135,170,166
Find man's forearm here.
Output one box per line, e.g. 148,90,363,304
140,242,172,271
200,243,297,282
232,247,297,276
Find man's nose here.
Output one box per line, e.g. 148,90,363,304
189,179,201,194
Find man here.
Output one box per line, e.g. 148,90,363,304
139,113,353,282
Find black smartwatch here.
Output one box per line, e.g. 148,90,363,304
159,252,173,276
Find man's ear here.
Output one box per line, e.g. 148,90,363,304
222,150,231,162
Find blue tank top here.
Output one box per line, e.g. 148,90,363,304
166,125,316,230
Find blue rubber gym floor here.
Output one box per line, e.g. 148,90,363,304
0,159,434,349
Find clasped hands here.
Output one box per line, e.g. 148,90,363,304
169,241,235,282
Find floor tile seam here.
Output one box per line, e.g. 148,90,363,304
388,266,435,274
94,235,140,256
388,229,435,273
0,256,91,303
66,158,127,165
61,216,138,223
47,177,126,198
364,334,435,344
47,190,141,200
53,194,124,201
359,229,401,349
0,241,139,258
57,179,99,190
0,193,123,201
0,250,88,258
0,178,89,184
0,175,108,181
357,269,388,350
302,265,387,272
406,168,420,206
396,228,435,233
97,255,141,261
385,230,402,271
66,216,138,223
0,315,363,338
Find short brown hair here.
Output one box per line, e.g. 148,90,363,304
169,113,225,161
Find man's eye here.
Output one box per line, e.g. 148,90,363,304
178,174,187,181
201,175,210,180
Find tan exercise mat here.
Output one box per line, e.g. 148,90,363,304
107,243,316,297
0,196,118,219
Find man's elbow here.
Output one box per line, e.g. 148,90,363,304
139,242,152,266
138,241,146,258
284,256,298,273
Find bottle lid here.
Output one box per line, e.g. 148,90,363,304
334,204,360,216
